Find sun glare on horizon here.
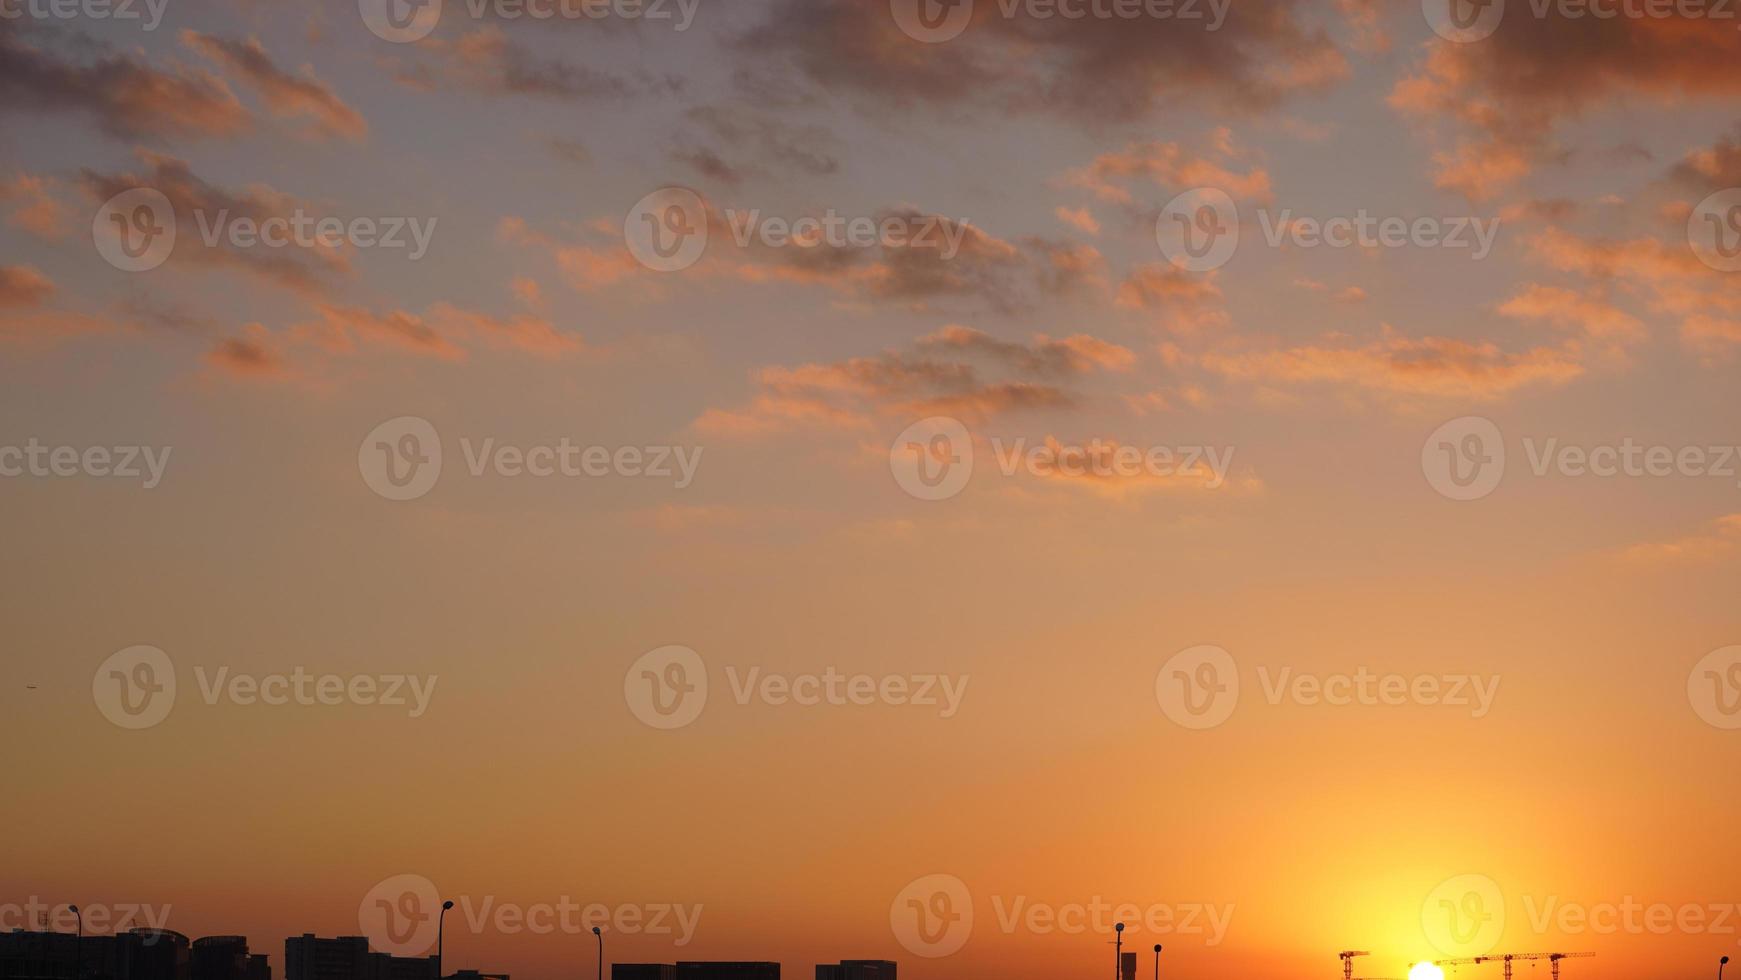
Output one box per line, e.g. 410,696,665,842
1409,963,1446,980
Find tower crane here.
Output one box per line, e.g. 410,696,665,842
1437,952,1595,980
1340,951,1371,980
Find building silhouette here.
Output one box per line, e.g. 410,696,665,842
130,932,190,980
814,962,894,980
2,929,201,980
282,936,506,980
189,937,267,980
609,968,675,980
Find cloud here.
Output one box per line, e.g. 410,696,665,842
1616,514,1741,566
0,23,249,141
1199,325,1585,400
1390,14,1741,198
1520,226,1741,355
80,152,349,295
0,173,70,239
1497,283,1646,343
695,324,1133,437
0,264,54,308
737,0,1347,124
1055,207,1100,236
671,104,842,183
181,32,367,141
403,28,647,100
206,300,582,383
1063,136,1273,206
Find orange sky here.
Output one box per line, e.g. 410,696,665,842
3,0,1741,978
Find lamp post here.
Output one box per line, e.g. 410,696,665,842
592,926,602,980
1719,955,1729,980
1153,944,1162,980
435,900,454,980
68,905,83,980
1113,922,1124,980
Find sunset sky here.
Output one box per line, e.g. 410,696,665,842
3,0,1741,978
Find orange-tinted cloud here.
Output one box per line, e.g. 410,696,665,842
696,324,1133,437
182,32,367,141
1065,136,1273,206
0,24,249,141
0,173,70,239
1616,514,1741,566
739,0,1347,123
1199,326,1585,400
0,264,54,308
1391,15,1741,198
80,152,350,296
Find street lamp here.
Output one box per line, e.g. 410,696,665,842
68,905,83,980
435,900,454,980
1113,922,1125,980
592,926,602,980
1719,955,1729,980
1153,944,1162,980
